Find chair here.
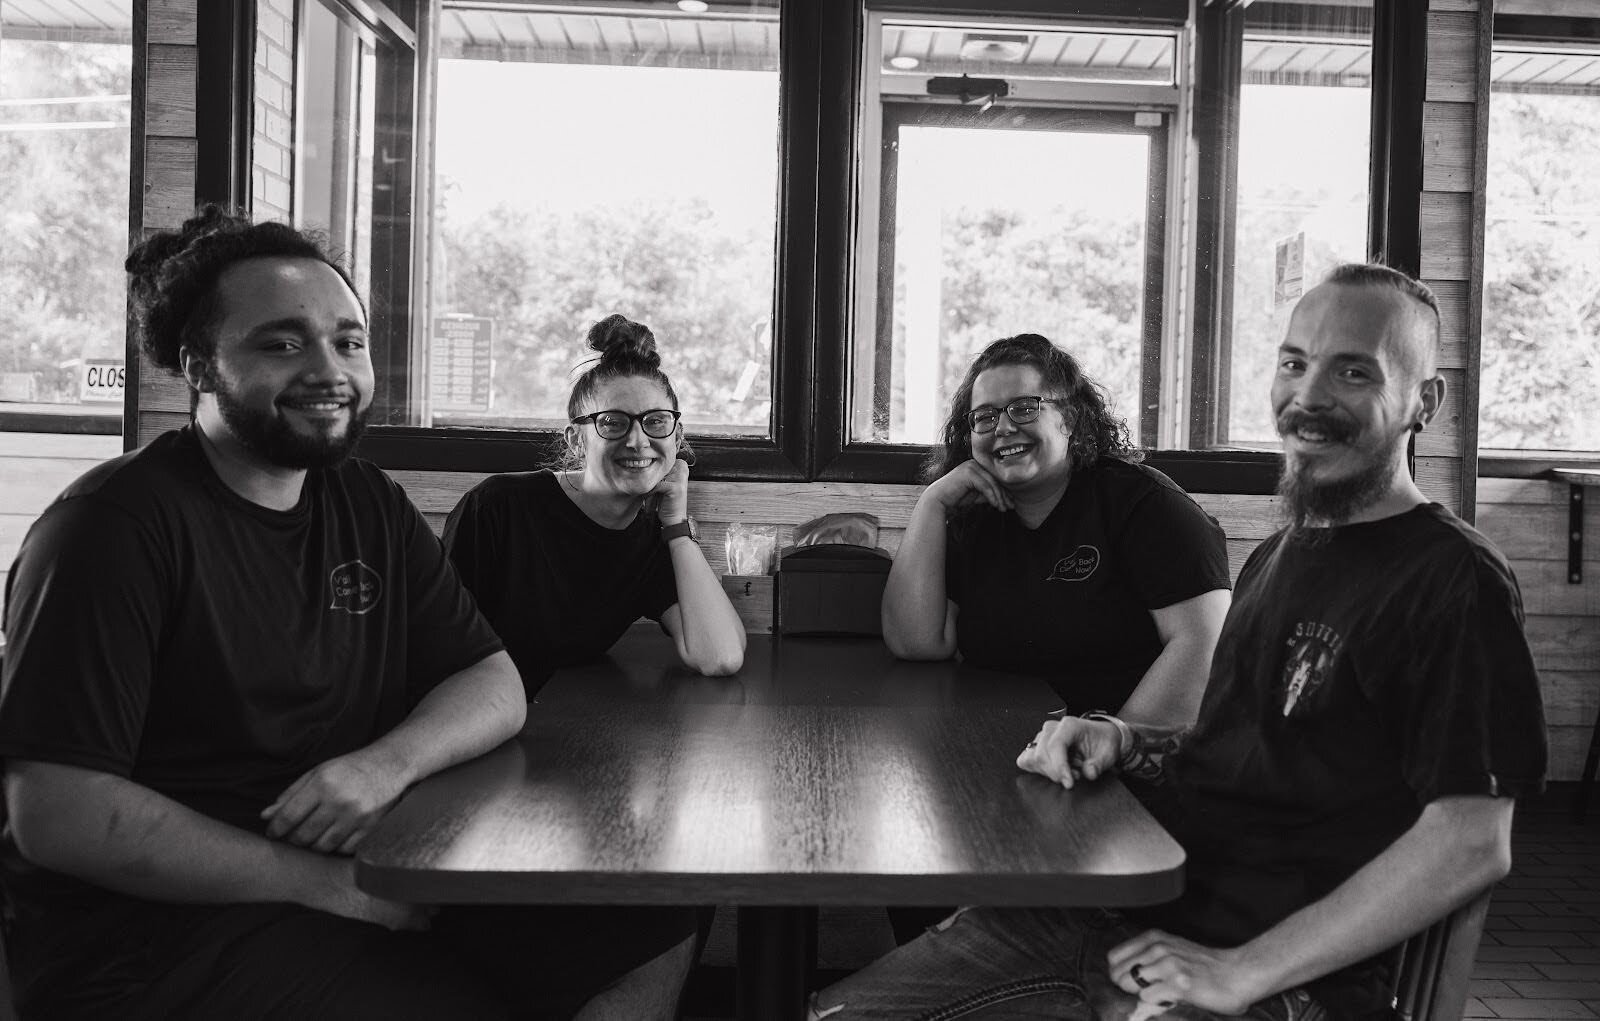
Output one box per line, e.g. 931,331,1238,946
0,922,15,1021
1388,885,1493,1021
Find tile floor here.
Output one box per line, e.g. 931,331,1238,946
1466,785,1600,1020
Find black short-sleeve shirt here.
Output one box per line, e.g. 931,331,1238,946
1136,504,1547,1014
0,426,503,921
443,470,678,694
945,459,1230,711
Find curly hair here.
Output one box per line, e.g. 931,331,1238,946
922,333,1140,483
124,205,360,375
548,314,689,471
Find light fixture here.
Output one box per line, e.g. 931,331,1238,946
677,0,709,11
888,55,920,70
958,33,1029,63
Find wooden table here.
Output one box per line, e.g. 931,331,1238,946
357,627,1186,1019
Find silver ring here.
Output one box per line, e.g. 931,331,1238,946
1131,963,1150,989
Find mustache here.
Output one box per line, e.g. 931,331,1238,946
1277,410,1355,443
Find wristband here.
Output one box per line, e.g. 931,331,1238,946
1080,711,1133,764
661,518,698,544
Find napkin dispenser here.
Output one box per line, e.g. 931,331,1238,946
775,543,892,637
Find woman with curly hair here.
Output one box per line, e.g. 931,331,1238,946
883,333,1232,724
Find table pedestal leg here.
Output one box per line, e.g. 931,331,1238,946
736,906,817,1021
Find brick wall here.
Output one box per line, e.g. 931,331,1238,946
252,0,296,222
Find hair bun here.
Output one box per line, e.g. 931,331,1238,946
586,314,660,369
124,205,241,293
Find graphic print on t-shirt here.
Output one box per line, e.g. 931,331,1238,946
328,559,382,615
1281,620,1343,717
1046,545,1100,582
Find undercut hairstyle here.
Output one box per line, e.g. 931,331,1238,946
923,333,1140,484
552,314,689,471
125,204,360,376
1323,262,1442,364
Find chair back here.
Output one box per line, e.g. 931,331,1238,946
1390,885,1492,1021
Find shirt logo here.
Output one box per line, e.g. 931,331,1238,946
1046,545,1100,582
329,560,382,615
1281,620,1343,717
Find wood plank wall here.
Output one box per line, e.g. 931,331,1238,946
134,0,202,449
0,435,126,599
1417,0,1490,519
1478,479,1596,781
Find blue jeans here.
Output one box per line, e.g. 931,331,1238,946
809,907,1329,1021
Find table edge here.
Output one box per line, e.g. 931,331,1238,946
355,860,1187,909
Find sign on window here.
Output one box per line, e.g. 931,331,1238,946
430,316,494,414
79,360,126,403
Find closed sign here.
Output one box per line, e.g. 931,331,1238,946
80,360,125,403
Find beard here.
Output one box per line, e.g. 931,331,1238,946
1276,410,1396,538
211,373,369,470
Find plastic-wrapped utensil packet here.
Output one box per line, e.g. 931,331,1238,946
725,522,779,576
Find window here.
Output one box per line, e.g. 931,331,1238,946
289,0,1419,487
293,0,415,427
854,17,1175,448
1223,0,1373,447
1481,22,1600,454
298,0,379,305
0,4,132,433
422,1,780,437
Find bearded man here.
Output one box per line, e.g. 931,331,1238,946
809,263,1548,1021
0,207,696,1020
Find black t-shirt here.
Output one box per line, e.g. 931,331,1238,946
0,426,503,922
1136,504,1547,1013
945,459,1230,711
443,470,678,694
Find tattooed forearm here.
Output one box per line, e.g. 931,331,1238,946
1119,725,1189,782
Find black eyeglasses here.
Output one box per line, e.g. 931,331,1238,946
966,396,1066,435
571,408,681,440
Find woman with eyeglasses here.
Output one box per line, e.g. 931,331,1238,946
443,313,746,696
881,334,1229,945
884,332,1231,731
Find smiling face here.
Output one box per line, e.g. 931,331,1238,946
187,256,373,469
968,363,1073,495
1271,280,1439,523
566,374,681,497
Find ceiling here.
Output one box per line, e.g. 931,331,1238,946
438,8,1600,94
3,1,1598,94
0,0,131,44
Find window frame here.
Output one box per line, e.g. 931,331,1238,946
235,0,1456,498
865,100,1170,449
0,13,139,439
291,0,419,429
1476,10,1600,477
